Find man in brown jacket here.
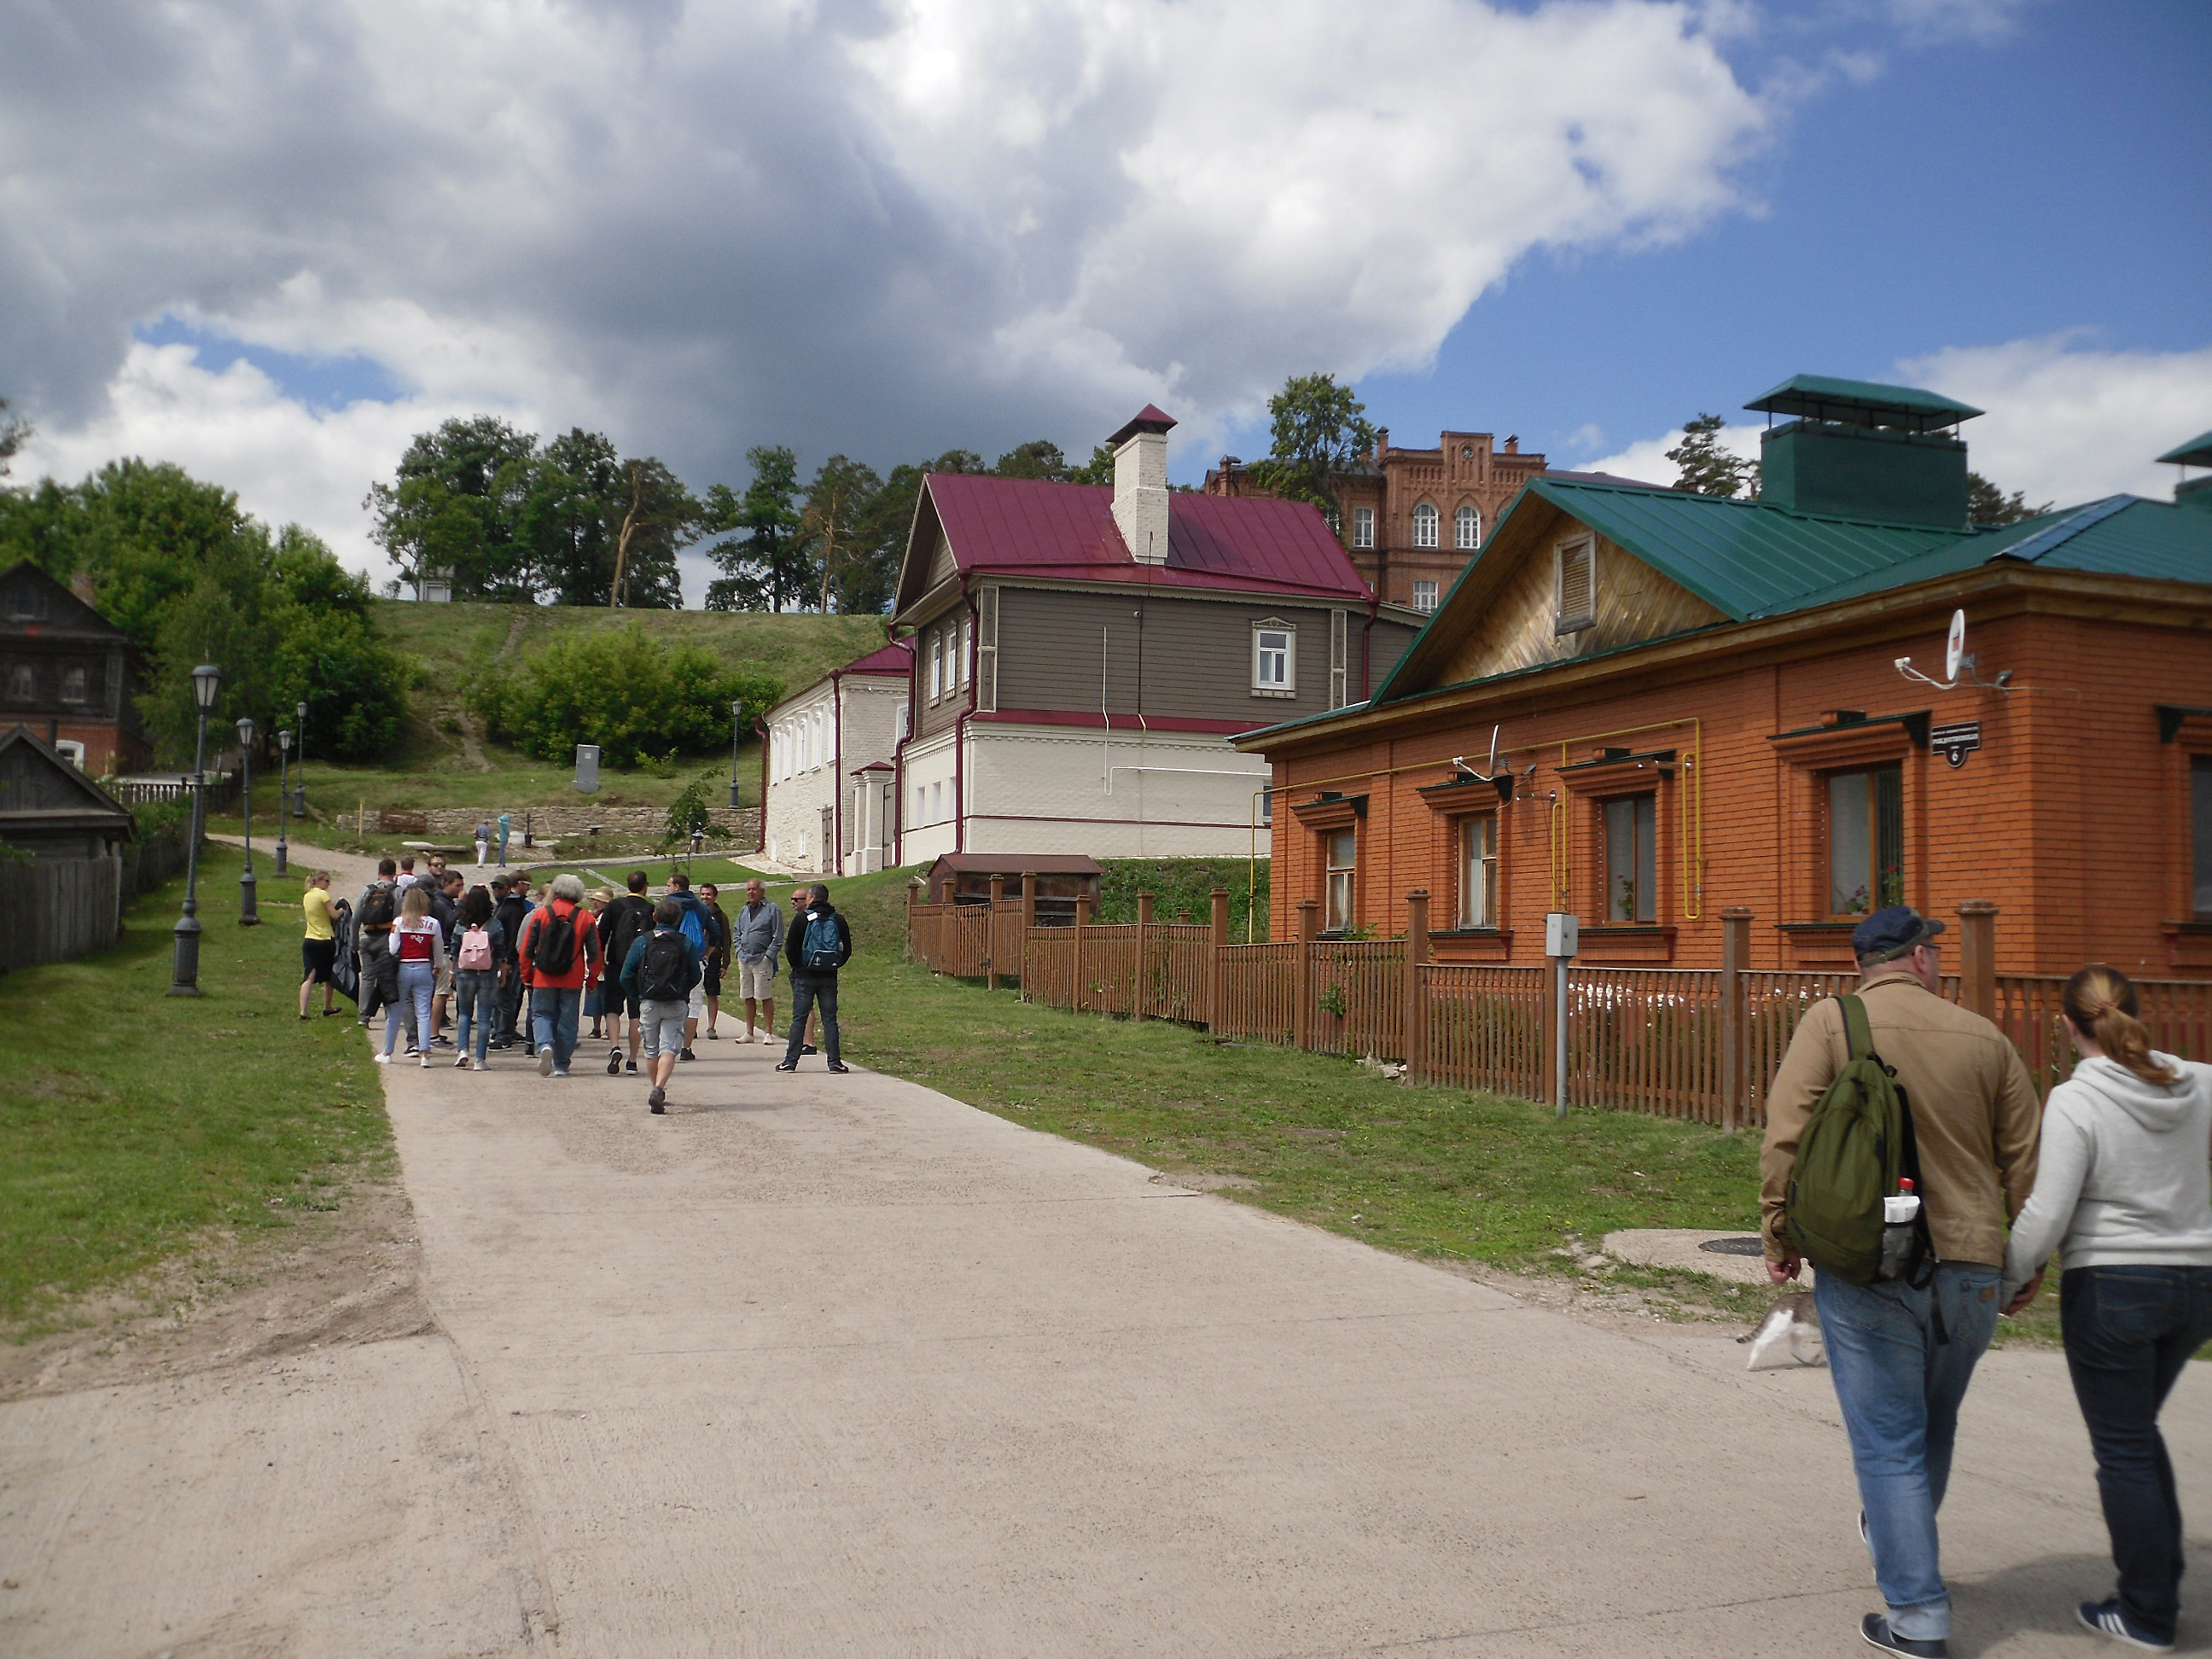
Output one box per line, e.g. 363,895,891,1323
1761,905,2040,1659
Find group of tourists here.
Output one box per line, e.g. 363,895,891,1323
298,853,853,1113
1763,905,2212,1657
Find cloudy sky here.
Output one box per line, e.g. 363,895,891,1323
3,0,2207,596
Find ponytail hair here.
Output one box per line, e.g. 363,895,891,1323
2063,965,2182,1086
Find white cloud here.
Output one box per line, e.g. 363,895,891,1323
3,0,1771,584
1586,422,1759,489
1901,335,2212,506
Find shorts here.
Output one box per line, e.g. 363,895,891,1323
736,956,777,1000
302,938,336,983
584,985,605,1018
639,999,689,1059
435,964,455,997
687,985,706,1022
702,959,723,998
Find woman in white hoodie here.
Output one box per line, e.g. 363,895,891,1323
2004,965,2212,1654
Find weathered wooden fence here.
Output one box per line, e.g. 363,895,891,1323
908,885,2212,1125
0,814,194,974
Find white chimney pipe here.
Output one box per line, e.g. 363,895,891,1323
1108,405,1176,565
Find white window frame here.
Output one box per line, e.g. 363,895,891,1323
1352,507,1375,550
1252,619,1296,697
1324,829,1357,932
1459,814,1498,928
1412,502,1439,549
959,614,972,688
1412,579,1438,613
1555,533,1597,635
59,665,89,705
928,633,942,701
1455,504,1481,550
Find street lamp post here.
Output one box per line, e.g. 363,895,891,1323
293,700,307,817
275,728,292,876
236,714,260,926
168,664,222,995
729,700,743,811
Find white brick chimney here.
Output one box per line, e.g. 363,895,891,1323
1108,405,1176,565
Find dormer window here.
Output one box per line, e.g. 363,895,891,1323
1412,503,1438,549
1455,504,1481,550
1555,534,1596,635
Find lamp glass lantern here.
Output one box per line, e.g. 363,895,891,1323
235,713,260,925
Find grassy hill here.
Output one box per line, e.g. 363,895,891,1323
296,601,888,817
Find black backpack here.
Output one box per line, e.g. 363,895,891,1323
359,883,396,934
531,906,577,976
639,931,688,1002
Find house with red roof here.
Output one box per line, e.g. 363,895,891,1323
761,637,913,875
891,406,1425,864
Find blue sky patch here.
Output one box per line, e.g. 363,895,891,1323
134,316,407,412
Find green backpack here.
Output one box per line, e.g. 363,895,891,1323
1784,994,1924,1287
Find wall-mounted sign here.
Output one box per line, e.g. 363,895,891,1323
1931,720,1982,769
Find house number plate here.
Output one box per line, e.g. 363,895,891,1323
1931,720,1982,769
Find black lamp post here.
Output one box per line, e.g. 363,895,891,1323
293,700,307,816
236,715,260,925
275,728,291,876
168,663,221,996
729,700,743,810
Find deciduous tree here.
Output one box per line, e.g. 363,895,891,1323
1249,372,1377,515
702,445,810,612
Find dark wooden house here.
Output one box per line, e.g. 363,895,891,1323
0,561,151,777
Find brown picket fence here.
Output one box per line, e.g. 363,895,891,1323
908,891,2212,1125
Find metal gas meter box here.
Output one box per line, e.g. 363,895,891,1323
1545,912,1580,958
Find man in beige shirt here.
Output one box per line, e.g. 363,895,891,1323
1761,906,2040,1659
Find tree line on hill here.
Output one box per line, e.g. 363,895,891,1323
368,417,1117,614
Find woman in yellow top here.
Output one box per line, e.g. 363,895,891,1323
299,870,339,1020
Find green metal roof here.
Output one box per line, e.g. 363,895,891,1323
2157,430,2212,468
1745,374,1982,434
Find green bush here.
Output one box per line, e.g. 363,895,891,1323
469,623,782,768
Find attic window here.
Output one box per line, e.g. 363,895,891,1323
1555,535,1596,635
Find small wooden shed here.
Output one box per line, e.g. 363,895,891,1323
925,853,1102,925
0,724,136,969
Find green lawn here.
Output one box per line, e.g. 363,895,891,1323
0,847,391,1335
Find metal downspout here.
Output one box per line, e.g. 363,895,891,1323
952,576,975,854
754,717,770,855
830,667,844,876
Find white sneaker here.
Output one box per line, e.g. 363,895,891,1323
374,1051,391,1064
421,1054,433,1068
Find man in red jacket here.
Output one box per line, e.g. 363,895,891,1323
515,872,600,1077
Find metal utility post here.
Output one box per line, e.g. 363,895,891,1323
169,664,221,995
729,700,743,811
274,728,292,876
236,715,260,926
1294,900,1320,1050
293,700,307,817
1719,907,1753,1132
1403,889,1430,1083
1208,888,1230,1029
1545,911,1579,1118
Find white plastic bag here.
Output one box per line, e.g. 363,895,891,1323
1743,1289,1825,1371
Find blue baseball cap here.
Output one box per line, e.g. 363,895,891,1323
1851,905,1946,963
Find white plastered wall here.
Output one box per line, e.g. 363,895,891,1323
895,726,961,868
766,672,911,873
960,725,1270,859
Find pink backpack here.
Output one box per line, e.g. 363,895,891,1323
457,925,494,972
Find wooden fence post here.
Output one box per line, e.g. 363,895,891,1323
1544,951,1563,1115
1017,877,1037,1001
1720,906,1752,1132
906,877,923,963
1135,891,1155,1022
986,873,1005,991
1294,899,1320,1051
1208,888,1229,1030
1959,899,1998,1022
1073,894,1092,1013
1403,889,1430,1080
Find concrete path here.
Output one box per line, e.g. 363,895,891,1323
5,839,2209,1655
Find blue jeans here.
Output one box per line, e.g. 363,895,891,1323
383,962,435,1057
533,986,583,1073
784,973,839,1066
1814,1261,2003,1643
453,969,498,1064
2061,1265,2212,1644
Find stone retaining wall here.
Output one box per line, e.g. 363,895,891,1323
385,806,760,844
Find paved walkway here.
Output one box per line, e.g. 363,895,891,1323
5,841,2208,1655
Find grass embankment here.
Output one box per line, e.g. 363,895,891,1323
0,847,389,1336
291,602,886,820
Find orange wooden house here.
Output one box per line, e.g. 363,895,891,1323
1237,380,2212,979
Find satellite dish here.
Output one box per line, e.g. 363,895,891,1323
1944,609,1967,683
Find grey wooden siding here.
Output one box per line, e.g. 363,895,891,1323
994,586,1375,724
913,605,968,741
1365,616,1421,690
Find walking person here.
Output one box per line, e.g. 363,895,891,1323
451,885,504,1070
698,882,731,1039
776,883,851,1074
2001,967,2212,1654
298,870,339,1019
732,877,784,1044
427,870,461,1048
355,858,401,1031
515,872,598,1078
584,888,614,1040
496,811,512,868
492,875,530,1050
620,897,701,1115
1761,905,2040,1658
375,885,445,1068
663,870,710,1061
597,871,655,1076
788,884,819,1054
474,820,492,867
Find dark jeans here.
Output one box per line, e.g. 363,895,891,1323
360,940,398,1023
454,969,498,1064
496,968,523,1043
2062,1264,2212,1643
533,985,584,1072
784,973,839,1066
